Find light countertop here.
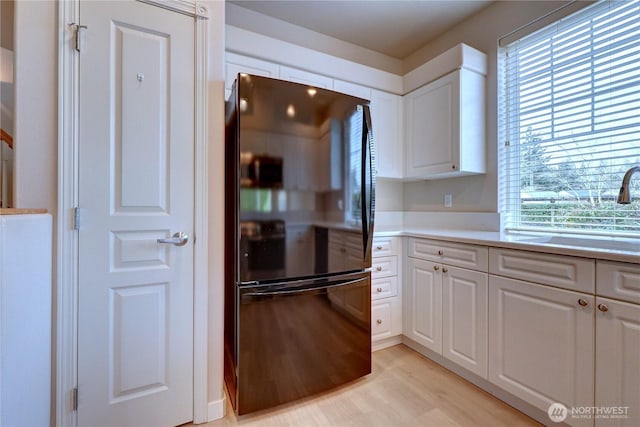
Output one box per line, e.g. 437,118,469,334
0,208,48,215
374,225,640,264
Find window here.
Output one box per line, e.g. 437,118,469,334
500,0,640,236
346,107,363,223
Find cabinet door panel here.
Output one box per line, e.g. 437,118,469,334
370,90,403,179
405,71,459,177
279,65,333,89
595,297,640,427
489,276,594,422
405,258,442,352
443,266,488,378
225,53,279,93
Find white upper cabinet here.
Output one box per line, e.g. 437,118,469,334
370,90,403,179
278,65,333,89
333,79,371,100
224,52,280,99
404,68,486,179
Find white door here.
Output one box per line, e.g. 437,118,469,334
77,1,195,426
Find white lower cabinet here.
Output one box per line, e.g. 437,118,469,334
371,236,402,349
488,275,595,426
405,248,488,378
595,297,640,427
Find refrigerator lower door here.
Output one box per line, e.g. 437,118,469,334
235,271,371,415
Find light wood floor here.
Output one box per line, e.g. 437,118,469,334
195,344,542,427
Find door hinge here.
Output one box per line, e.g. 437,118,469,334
72,387,78,411
73,207,81,230
70,22,87,52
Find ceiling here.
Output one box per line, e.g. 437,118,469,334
228,0,494,59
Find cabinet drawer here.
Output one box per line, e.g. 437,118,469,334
489,247,595,294
372,276,398,300
371,256,397,278
372,301,392,339
597,260,640,304
408,238,488,271
372,236,398,257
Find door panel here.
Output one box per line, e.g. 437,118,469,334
77,2,194,426
405,258,442,352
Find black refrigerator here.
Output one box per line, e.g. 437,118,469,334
224,74,375,415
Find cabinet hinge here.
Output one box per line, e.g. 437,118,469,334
72,387,78,411
70,22,87,52
504,140,511,147
73,207,81,230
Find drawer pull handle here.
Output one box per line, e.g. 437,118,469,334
376,246,383,250
434,265,440,271
442,267,448,273
578,299,588,307
376,319,383,325
438,250,444,256
376,266,382,271
376,287,383,293
598,303,609,312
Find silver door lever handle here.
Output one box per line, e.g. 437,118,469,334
157,232,189,247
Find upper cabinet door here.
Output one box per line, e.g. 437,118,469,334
225,52,280,99
333,79,371,100
370,90,403,179
279,65,333,89
404,69,485,180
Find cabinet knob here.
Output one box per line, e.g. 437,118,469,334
434,265,440,271
376,319,383,325
438,250,444,256
376,266,382,271
376,287,383,293
376,246,383,250
442,267,448,273
578,299,588,307
598,303,609,312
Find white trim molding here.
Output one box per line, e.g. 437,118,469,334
57,1,211,426
57,3,80,427
137,0,210,19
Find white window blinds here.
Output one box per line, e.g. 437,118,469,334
499,0,640,236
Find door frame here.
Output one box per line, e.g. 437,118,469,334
57,1,212,425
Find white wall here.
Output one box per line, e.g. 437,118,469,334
13,1,57,214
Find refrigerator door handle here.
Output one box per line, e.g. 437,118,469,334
361,105,376,261
242,277,366,297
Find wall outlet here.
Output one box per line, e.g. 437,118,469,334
444,193,453,208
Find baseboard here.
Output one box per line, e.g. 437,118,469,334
372,335,402,352
207,395,227,422
401,336,551,426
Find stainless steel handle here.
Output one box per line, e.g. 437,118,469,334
578,298,588,307
442,267,448,273
434,265,440,271
598,303,609,312
157,232,189,247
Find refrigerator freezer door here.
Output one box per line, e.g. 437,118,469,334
235,271,371,414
